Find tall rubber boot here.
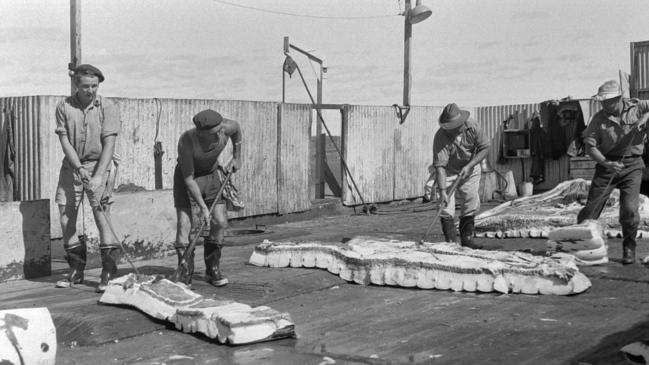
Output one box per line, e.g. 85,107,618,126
440,217,457,243
175,247,195,286
460,215,483,250
55,239,87,288
204,239,228,287
96,248,121,293
623,240,636,265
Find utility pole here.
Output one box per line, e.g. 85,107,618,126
403,0,412,108
70,0,81,95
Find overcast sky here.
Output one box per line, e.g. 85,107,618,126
1,0,648,107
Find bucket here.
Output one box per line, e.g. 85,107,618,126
517,181,533,197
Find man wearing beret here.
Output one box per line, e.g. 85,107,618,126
54,64,122,292
432,103,490,249
173,109,242,287
578,80,649,264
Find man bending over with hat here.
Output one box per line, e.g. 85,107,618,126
173,109,242,287
432,103,490,249
54,64,121,292
577,80,649,265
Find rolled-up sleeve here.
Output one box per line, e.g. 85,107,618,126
474,125,490,152
581,117,600,148
55,102,67,135
433,133,449,168
101,100,121,139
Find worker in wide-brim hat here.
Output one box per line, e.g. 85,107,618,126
173,109,244,287
578,80,649,265
54,64,122,292
431,103,490,249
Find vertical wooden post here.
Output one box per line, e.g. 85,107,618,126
403,0,412,107
70,0,81,95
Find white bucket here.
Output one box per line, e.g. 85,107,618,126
517,181,533,197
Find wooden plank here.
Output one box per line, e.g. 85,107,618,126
278,104,311,214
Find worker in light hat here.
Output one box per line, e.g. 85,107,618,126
173,109,243,287
431,103,490,249
54,64,122,292
577,80,649,264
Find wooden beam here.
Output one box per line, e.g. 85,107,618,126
70,0,81,95
403,0,412,107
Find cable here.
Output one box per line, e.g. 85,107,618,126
213,0,398,19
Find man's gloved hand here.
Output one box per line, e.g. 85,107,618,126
230,158,241,173
87,175,103,192
458,165,472,179
602,160,624,174
200,204,211,225
438,190,449,208
77,166,91,184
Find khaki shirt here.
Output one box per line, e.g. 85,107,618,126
433,119,490,175
55,95,120,162
582,98,649,158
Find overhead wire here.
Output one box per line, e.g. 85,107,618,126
212,0,399,20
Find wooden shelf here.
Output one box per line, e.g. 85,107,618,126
502,129,531,159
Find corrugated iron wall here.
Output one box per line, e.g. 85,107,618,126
342,104,449,205
278,104,311,214
393,106,442,199
476,103,573,192
1,94,609,236
343,105,395,204
631,41,649,100
0,96,311,238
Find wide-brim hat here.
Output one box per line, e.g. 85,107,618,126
439,103,470,130
592,80,622,101
193,109,223,130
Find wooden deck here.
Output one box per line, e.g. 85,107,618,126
2,203,649,364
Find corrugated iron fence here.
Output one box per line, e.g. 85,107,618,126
476,100,602,192
342,105,449,205
631,40,649,100
0,96,312,237
1,95,602,237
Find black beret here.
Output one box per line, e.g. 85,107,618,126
193,109,223,130
74,64,104,83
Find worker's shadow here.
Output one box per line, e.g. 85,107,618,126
570,316,649,364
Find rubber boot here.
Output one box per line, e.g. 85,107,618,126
204,239,228,287
440,217,457,243
96,248,121,293
55,238,87,288
623,240,636,265
460,215,483,250
175,247,195,287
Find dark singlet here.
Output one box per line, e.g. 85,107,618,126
188,128,227,177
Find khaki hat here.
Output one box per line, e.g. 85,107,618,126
439,103,469,130
592,80,622,101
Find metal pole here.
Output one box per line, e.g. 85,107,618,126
315,63,325,198
403,0,412,107
70,0,81,95
282,37,289,103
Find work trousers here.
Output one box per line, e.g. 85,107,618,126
440,165,481,219
577,156,644,248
